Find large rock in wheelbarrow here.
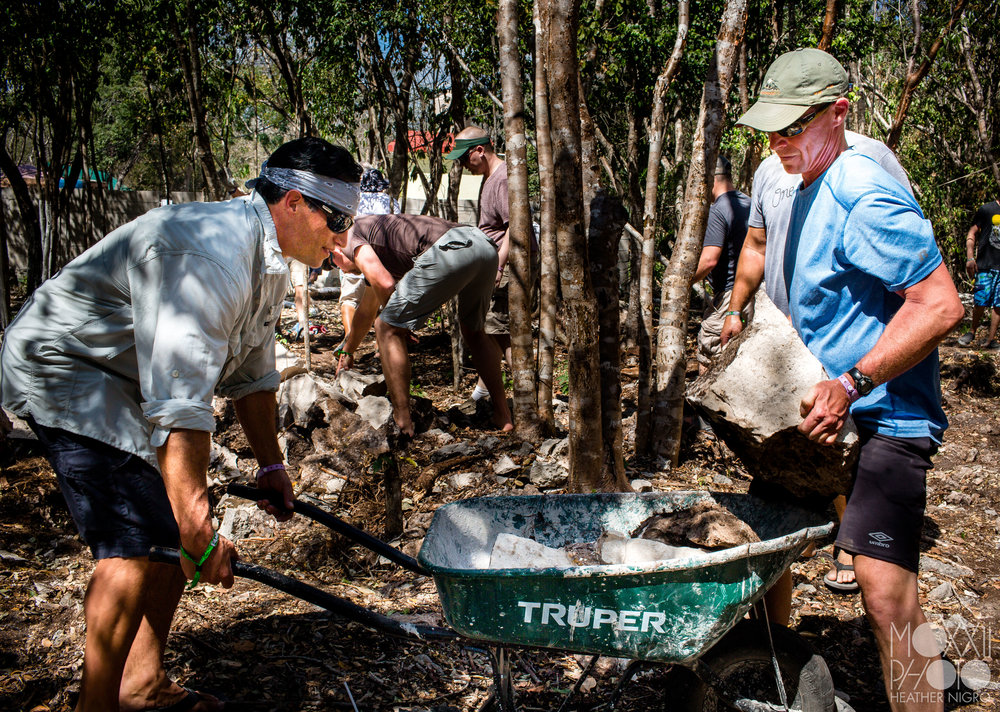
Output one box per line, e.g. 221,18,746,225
686,291,858,499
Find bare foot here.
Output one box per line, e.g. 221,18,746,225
493,415,514,432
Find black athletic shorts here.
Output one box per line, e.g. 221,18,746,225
836,429,937,573
29,420,179,560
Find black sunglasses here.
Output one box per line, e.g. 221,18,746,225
775,103,832,138
307,198,354,233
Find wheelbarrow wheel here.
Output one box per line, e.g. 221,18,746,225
675,620,837,712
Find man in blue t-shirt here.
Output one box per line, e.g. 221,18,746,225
737,49,964,711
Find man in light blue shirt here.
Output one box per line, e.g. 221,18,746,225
736,49,963,711
0,137,362,712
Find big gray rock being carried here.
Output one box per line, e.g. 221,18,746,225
686,291,858,499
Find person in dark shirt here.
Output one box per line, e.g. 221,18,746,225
692,155,751,373
957,199,1000,349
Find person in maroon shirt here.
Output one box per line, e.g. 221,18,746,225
331,214,513,436
446,126,514,402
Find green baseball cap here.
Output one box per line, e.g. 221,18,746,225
737,48,849,132
445,135,491,160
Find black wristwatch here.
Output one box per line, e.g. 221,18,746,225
847,367,874,397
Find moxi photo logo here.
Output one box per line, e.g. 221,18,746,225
868,531,894,549
890,620,993,706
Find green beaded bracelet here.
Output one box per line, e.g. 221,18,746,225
180,530,219,590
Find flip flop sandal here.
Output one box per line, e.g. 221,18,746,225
144,687,224,712
824,557,859,594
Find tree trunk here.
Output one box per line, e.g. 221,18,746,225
499,0,541,440
817,0,838,51
635,0,689,455
0,178,9,327
652,0,748,464
534,0,558,432
588,193,631,490
544,0,603,490
444,32,466,223
885,0,968,151
170,1,225,199
577,75,601,233
622,96,642,350
958,19,1000,187
0,142,42,291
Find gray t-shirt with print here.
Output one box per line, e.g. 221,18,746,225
750,130,912,315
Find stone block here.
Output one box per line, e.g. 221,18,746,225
277,372,338,429
336,370,387,402
529,457,569,489
219,503,274,541
355,395,393,431
686,291,858,499
494,455,520,476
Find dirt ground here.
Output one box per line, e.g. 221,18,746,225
2,294,999,712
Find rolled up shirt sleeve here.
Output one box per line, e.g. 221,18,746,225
218,342,280,400
130,250,245,447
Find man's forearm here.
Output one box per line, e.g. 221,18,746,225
853,263,964,387
234,390,282,466
157,429,214,552
728,248,765,312
966,225,979,261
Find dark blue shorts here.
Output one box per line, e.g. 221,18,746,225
836,429,936,573
29,420,179,560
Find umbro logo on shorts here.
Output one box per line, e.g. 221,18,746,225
868,531,894,548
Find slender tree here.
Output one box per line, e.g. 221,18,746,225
533,0,559,432
817,0,839,51
885,0,968,150
652,0,748,463
543,0,604,489
169,0,227,198
635,0,689,455
588,192,631,489
498,0,541,439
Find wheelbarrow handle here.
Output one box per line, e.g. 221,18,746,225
226,483,430,577
148,546,458,643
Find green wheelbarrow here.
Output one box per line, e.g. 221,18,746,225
153,488,843,711
418,490,844,712
419,491,832,664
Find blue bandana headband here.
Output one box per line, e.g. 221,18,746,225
257,166,360,215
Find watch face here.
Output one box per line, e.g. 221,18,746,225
849,368,873,396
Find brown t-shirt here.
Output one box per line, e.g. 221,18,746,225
346,214,459,279
478,163,509,246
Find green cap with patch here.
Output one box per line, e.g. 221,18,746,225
445,135,491,160
737,48,849,132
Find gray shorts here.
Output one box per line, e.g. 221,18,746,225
697,289,755,366
380,226,498,332
339,270,366,308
